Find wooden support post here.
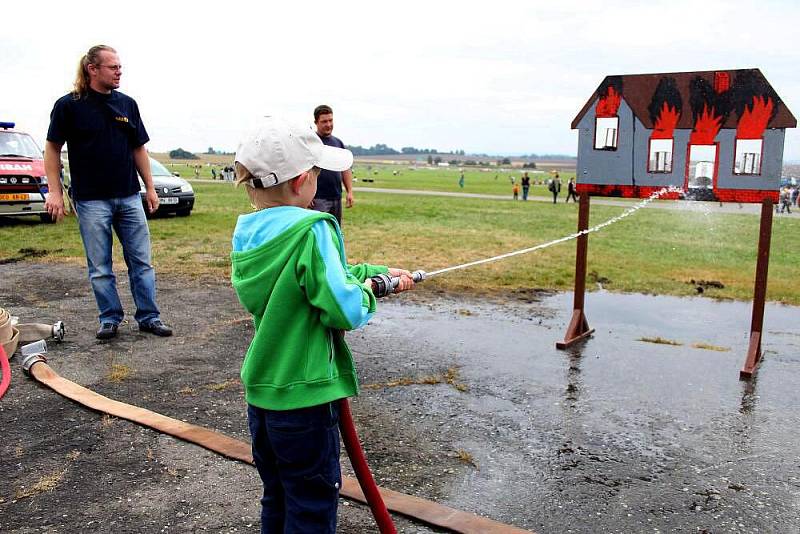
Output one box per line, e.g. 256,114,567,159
557,193,595,349
740,199,773,380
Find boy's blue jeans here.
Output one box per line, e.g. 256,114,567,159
74,195,160,326
248,402,342,534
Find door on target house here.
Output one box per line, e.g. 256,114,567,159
685,144,718,192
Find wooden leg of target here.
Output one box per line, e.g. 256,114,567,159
557,193,594,349
740,199,773,380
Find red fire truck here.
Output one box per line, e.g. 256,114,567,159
0,121,53,223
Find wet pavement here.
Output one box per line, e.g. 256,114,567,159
1,262,799,533
351,290,800,533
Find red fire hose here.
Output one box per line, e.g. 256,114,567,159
0,345,9,399
339,398,397,533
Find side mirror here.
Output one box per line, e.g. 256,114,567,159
173,172,180,177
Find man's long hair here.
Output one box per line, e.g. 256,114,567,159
72,45,116,98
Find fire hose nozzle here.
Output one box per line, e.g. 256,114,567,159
371,270,426,298
21,352,47,376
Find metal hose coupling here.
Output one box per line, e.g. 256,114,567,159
370,273,394,298
21,339,48,376
22,352,47,376
53,321,65,342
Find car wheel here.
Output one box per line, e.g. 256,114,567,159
39,213,55,224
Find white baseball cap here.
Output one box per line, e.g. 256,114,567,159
235,116,353,188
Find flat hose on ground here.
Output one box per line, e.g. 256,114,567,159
25,360,532,533
0,308,20,358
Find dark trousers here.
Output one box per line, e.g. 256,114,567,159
311,198,343,226
248,402,342,534
566,191,578,202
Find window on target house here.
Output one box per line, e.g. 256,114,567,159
648,139,673,173
594,117,618,150
734,139,763,175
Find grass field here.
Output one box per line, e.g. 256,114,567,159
2,177,798,304
351,165,569,197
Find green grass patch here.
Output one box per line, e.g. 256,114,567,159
1,181,798,304
351,164,571,197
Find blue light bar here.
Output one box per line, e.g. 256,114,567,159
0,121,16,129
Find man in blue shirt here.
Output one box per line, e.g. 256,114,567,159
44,45,172,340
310,105,353,225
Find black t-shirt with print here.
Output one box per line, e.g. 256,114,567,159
47,89,149,201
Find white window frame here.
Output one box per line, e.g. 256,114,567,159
733,139,763,176
648,138,673,173
594,117,619,150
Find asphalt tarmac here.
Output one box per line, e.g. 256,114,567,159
1,263,798,533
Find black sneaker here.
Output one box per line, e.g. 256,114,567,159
139,320,173,337
96,323,118,340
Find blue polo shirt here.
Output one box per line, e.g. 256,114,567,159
315,134,346,200
47,89,149,201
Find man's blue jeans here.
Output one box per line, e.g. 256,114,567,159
248,402,341,534
74,195,160,326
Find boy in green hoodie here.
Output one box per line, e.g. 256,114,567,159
231,116,414,533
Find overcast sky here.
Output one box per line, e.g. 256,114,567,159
2,0,798,159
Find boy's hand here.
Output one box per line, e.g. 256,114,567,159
388,268,415,293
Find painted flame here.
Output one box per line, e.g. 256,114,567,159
596,86,622,118
689,104,723,145
651,102,680,140
736,95,774,139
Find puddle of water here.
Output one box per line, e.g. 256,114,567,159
360,291,800,532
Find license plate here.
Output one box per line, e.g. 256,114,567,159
0,193,29,201
160,197,179,204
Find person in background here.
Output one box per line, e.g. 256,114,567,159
521,172,530,201
566,177,578,202
310,104,353,225
779,187,792,214
548,173,561,204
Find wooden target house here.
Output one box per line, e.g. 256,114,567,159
571,69,796,202
561,69,795,379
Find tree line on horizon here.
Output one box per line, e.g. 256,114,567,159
346,143,575,160
167,145,576,160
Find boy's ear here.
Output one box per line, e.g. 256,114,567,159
290,172,308,195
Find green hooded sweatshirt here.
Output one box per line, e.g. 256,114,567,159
231,206,388,411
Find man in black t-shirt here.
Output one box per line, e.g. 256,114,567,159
310,105,353,225
521,172,531,201
44,45,172,340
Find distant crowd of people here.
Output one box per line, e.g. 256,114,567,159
505,171,576,203
209,165,235,181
